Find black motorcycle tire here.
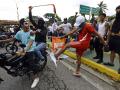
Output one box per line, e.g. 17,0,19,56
5,43,18,54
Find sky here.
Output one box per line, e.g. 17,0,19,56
0,0,120,20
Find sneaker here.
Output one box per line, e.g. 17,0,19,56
103,62,114,66
31,77,39,88
93,56,99,59
96,60,103,63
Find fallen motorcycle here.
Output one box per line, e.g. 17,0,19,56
0,44,47,77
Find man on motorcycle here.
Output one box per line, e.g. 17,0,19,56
15,20,42,88
0,20,40,88
29,6,47,62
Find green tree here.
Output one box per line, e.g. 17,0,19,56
68,16,75,26
98,1,108,15
108,15,115,21
44,13,61,23
68,12,78,27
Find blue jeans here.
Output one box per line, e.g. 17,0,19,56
34,42,46,60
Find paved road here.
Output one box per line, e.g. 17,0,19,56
0,59,98,90
0,47,98,90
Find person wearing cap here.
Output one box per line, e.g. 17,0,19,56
52,15,106,76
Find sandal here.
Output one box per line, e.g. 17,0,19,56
73,72,81,77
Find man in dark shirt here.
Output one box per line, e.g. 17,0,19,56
104,5,120,74
29,6,47,61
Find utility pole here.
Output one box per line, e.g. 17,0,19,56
13,0,19,21
15,2,19,21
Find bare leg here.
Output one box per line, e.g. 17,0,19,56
73,55,81,77
110,51,116,64
76,55,81,74
55,43,71,58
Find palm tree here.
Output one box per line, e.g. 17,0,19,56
98,1,108,15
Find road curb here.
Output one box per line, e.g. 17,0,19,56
64,50,120,81
47,42,120,81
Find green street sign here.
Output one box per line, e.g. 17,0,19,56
91,7,99,15
80,5,99,15
80,5,90,15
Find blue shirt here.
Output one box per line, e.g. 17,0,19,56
15,30,31,45
26,35,36,52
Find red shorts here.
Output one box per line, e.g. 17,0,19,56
69,41,89,56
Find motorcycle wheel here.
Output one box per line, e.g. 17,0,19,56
5,43,18,54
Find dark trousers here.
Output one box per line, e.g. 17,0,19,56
94,37,103,61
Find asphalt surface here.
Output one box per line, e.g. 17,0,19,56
0,48,98,90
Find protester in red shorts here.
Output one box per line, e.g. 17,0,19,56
53,16,106,77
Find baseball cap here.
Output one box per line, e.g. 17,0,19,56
74,16,85,27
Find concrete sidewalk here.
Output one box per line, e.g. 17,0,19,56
69,48,119,71
83,49,119,71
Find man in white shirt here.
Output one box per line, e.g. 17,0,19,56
59,18,72,34
51,20,58,36
58,18,72,42
93,13,109,63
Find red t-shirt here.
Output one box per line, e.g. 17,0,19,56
77,23,95,48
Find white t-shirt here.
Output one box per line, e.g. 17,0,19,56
98,21,106,37
48,25,53,32
58,23,72,34
52,22,58,33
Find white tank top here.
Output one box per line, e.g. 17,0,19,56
98,21,106,37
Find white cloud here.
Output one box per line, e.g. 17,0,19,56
0,0,119,20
